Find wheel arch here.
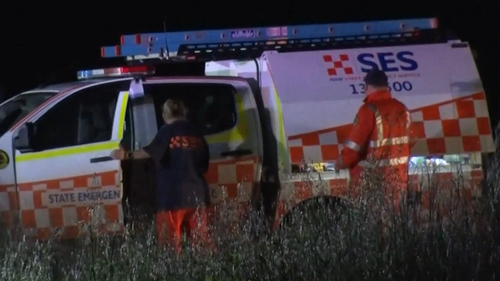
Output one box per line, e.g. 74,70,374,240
278,195,353,229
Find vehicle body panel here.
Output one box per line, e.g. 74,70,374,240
205,42,492,228
0,38,492,238
0,76,263,239
7,82,130,238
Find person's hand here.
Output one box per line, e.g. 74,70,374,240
110,148,125,160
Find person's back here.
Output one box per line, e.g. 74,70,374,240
367,96,410,184
144,99,210,252
336,68,412,211
157,119,210,211
109,99,211,251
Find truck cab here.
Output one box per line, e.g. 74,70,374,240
0,73,264,239
0,17,494,240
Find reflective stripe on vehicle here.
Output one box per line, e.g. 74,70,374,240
15,141,120,162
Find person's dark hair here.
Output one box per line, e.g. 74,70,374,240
163,99,186,118
364,68,389,87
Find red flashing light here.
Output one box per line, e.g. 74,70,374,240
76,65,155,80
119,65,152,73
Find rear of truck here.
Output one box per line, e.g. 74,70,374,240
97,17,493,230
271,41,492,224
204,22,494,227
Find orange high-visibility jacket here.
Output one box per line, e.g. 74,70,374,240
338,90,412,185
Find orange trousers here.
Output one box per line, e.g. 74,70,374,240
155,208,210,253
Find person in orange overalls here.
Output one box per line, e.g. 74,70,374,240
110,99,210,253
335,68,412,211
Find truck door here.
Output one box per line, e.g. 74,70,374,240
12,82,128,239
137,78,263,221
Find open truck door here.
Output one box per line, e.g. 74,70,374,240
123,77,263,226
119,78,159,225
11,84,129,239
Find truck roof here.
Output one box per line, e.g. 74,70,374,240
27,79,110,92
20,78,126,95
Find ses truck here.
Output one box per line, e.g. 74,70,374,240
0,18,494,240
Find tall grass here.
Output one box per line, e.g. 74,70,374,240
2,161,500,280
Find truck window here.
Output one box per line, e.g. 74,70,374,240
0,92,56,137
144,83,237,134
32,84,124,151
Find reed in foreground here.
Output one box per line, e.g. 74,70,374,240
2,166,500,280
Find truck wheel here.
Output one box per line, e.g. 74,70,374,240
278,196,353,240
276,196,355,277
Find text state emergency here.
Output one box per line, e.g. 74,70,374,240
44,188,121,206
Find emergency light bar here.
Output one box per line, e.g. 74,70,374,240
100,17,440,61
76,65,154,80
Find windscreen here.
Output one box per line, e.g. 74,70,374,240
0,92,57,137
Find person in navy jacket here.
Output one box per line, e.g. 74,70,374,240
110,99,210,252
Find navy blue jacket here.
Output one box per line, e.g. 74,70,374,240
143,120,210,211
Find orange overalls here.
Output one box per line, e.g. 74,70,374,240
337,90,413,211
156,208,210,253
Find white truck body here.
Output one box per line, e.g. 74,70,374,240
208,42,493,165
0,18,493,239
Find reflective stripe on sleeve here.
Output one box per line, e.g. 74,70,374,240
344,140,362,151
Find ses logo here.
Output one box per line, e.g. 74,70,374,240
323,51,420,79
323,51,421,94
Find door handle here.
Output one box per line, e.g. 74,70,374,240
220,149,252,158
90,156,114,163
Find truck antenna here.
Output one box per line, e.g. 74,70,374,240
162,20,170,60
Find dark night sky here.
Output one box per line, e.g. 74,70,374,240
1,2,499,121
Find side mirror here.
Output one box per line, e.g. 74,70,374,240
13,122,35,151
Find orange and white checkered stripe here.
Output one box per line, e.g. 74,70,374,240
409,168,483,211
0,156,260,240
0,171,122,240
0,185,18,227
206,156,258,204
273,173,349,229
273,168,484,229
288,92,494,164
206,156,259,224
280,92,491,229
